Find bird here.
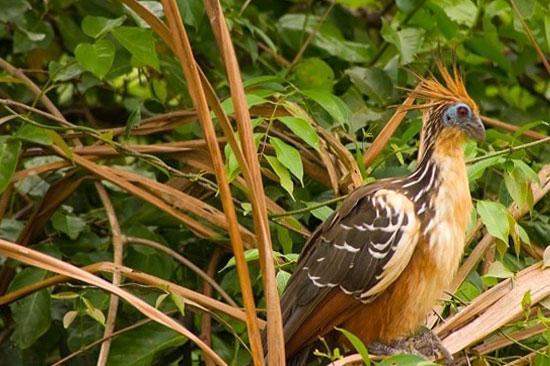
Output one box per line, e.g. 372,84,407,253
279,64,485,365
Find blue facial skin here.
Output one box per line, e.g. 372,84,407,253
443,102,485,141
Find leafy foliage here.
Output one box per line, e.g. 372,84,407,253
0,0,548,365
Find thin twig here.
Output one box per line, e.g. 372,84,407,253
286,2,336,72
123,236,237,307
509,0,550,75
96,184,123,366
466,137,550,164
270,196,346,218
481,115,547,141
200,248,223,366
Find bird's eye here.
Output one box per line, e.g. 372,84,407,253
457,105,469,118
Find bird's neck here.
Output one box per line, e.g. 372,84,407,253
403,128,469,213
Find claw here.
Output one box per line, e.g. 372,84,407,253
368,329,454,365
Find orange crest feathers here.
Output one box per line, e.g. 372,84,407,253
407,62,478,114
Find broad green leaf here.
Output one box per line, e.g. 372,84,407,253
293,57,334,91
48,59,83,82
278,116,320,151
221,94,267,116
337,328,371,365
513,160,540,184
438,0,478,27
382,24,425,65
276,270,292,294
270,137,303,184
504,167,531,211
346,67,393,103
476,200,510,244
170,293,186,316
107,323,186,366
9,268,51,349
177,0,204,29
302,89,351,126
484,261,514,279
307,202,334,221
266,155,294,199
0,136,21,194
15,124,53,145
468,156,503,182
13,13,54,53
83,297,105,326
51,210,86,240
81,15,126,38
112,26,159,70
276,226,293,254
224,142,241,182
75,39,115,79
221,249,260,271
0,0,29,22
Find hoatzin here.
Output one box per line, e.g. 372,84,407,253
280,66,485,365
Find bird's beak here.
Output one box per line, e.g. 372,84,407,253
463,116,485,141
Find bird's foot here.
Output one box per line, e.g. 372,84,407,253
368,328,453,365
407,327,453,364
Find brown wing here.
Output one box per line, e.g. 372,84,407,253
281,186,420,355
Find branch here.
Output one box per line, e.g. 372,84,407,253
96,184,123,366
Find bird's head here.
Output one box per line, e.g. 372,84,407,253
441,102,485,141
410,63,485,144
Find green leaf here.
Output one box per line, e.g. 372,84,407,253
82,297,106,326
337,328,371,365
177,0,204,29
221,94,267,116
382,24,425,65
9,268,51,349
302,89,351,126
438,0,478,27
75,39,115,79
293,57,335,91
306,202,334,221
467,156,503,182
276,270,292,294
48,59,83,82
345,67,393,103
278,116,320,151
107,322,186,366
0,0,29,22
0,136,21,194
224,142,241,182
270,137,303,184
81,15,126,38
15,124,53,145
112,26,159,70
170,293,186,316
266,155,294,199
51,210,86,240
484,261,514,279
504,167,531,211
378,354,436,366
221,249,260,271
476,200,511,244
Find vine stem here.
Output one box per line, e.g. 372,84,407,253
466,136,550,164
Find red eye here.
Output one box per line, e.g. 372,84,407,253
457,105,469,118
